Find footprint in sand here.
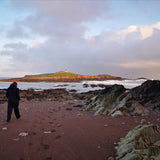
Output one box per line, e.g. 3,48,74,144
55,135,61,139
28,142,33,146
51,129,56,132
40,143,50,150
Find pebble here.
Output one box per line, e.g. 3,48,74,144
2,127,7,130
57,124,61,127
97,145,101,149
43,131,52,134
114,141,117,145
19,132,28,137
77,113,83,116
13,138,20,141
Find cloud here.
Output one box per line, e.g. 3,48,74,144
1,1,160,79
11,0,109,22
7,0,110,40
1,21,160,79
84,21,160,78
118,22,160,40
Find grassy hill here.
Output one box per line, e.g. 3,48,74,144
23,70,121,81
0,71,122,82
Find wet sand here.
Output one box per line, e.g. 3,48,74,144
0,100,157,160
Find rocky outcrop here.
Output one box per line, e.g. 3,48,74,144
86,80,160,117
130,80,160,110
86,84,128,116
115,124,160,160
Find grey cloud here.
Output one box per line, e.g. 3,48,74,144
6,23,31,39
8,0,110,39
11,0,109,23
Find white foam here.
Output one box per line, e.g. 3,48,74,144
0,79,146,93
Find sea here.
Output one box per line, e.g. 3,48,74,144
0,79,146,93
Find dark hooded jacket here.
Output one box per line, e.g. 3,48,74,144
6,84,20,103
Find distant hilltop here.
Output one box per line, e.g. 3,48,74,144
0,71,122,82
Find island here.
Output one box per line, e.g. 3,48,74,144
0,70,122,82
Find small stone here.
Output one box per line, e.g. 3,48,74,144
114,141,117,145
43,131,52,134
19,132,28,137
13,138,20,141
77,113,83,116
97,145,101,149
2,127,7,130
57,124,62,127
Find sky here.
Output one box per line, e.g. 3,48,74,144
0,0,160,79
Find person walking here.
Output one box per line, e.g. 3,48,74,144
6,82,21,122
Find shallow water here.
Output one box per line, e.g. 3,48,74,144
0,79,146,93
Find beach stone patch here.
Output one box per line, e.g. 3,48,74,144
115,124,160,160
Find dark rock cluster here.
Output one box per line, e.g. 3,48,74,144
86,80,160,117
130,80,160,109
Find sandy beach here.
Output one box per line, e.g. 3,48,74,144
0,100,157,160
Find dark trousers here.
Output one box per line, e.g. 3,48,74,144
7,100,20,121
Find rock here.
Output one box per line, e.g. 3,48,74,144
130,101,149,116
115,124,160,160
77,113,83,116
130,80,160,109
83,83,88,88
111,110,124,117
43,131,52,134
86,84,127,116
2,127,7,130
86,80,160,117
13,138,20,141
19,132,28,137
